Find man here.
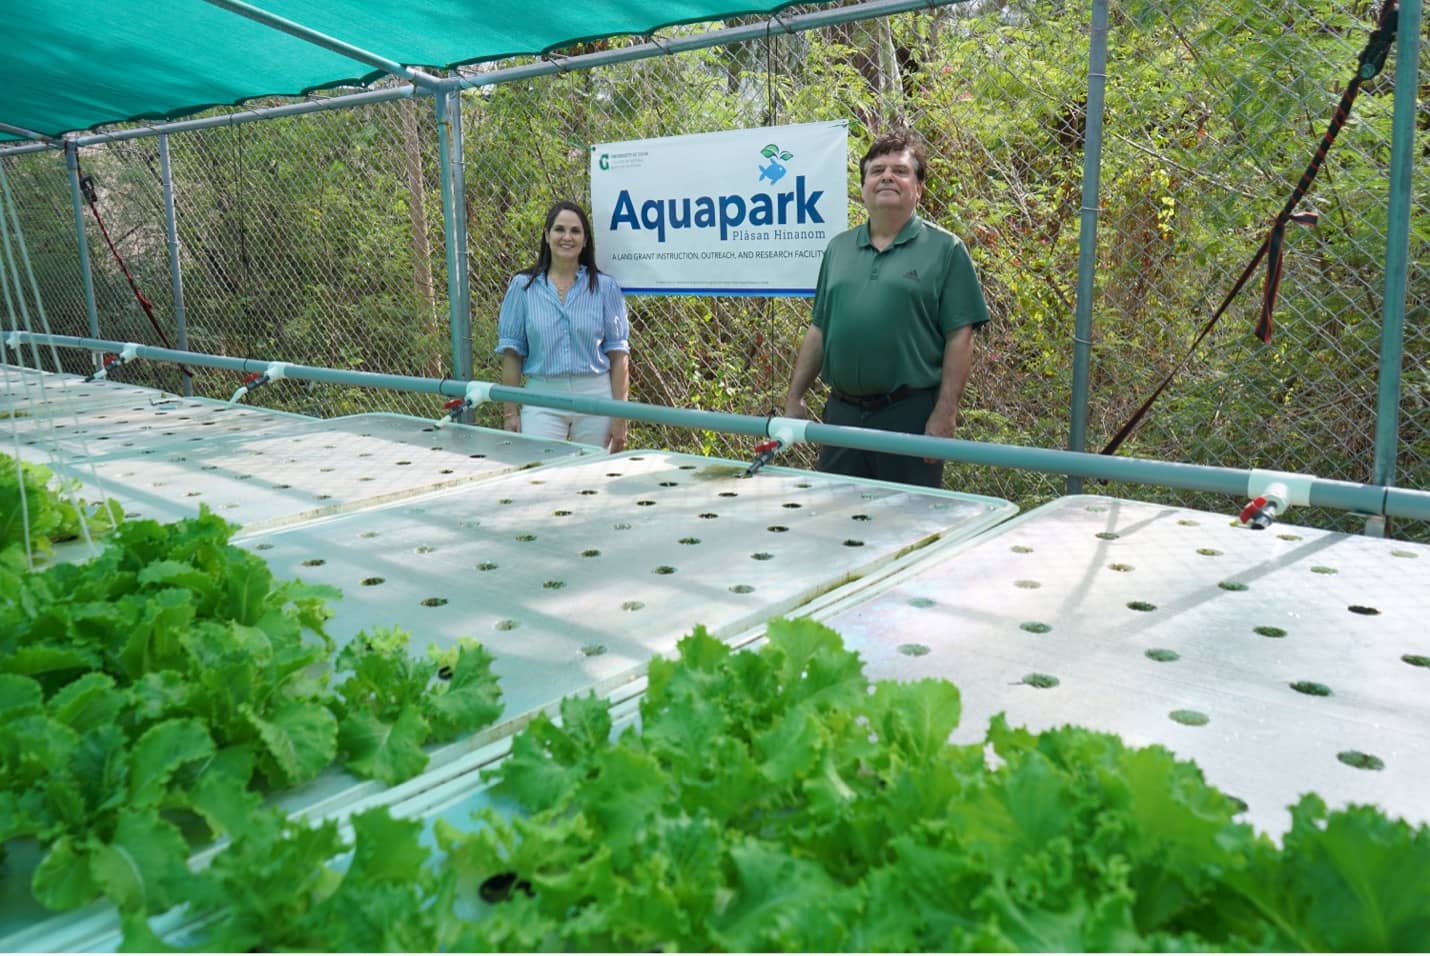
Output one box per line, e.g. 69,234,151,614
783,131,989,488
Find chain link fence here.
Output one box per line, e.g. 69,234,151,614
2,0,1424,537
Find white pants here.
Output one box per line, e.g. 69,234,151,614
520,374,613,447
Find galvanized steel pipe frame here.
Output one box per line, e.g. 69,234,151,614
9,331,1429,523
0,0,966,157
157,134,191,396
63,145,100,341
435,90,473,390
1065,0,1109,491
1372,0,1422,490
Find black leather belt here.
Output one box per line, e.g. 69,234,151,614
828,385,929,412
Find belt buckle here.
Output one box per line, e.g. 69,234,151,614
837,389,892,411
864,392,893,412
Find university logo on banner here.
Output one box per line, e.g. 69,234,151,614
591,121,849,296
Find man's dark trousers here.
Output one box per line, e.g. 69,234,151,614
815,388,943,488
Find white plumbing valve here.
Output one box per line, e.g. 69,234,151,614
766,416,809,448
1247,469,1312,508
464,381,494,406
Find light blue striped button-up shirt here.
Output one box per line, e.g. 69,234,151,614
494,267,630,376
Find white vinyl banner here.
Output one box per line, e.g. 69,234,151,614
590,121,848,296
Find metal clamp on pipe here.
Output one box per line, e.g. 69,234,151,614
3,331,23,350
1238,470,1313,529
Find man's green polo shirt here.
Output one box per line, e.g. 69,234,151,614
812,214,989,396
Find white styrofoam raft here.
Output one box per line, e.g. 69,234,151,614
813,495,1430,836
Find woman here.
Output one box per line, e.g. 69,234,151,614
495,200,631,452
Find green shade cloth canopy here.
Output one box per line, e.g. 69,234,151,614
1,0,836,142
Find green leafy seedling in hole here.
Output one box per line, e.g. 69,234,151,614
1022,672,1059,688
1170,709,1209,726
1337,750,1385,770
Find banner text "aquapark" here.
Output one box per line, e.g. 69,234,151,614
609,176,825,242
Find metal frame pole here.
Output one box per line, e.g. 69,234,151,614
64,144,100,340
0,0,959,160
1066,0,1110,493
158,133,192,395
453,0,963,94
435,90,473,389
1370,0,1421,500
62,87,417,150
196,0,445,91
0,123,58,144
0,142,57,158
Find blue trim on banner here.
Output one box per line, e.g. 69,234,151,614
622,287,816,298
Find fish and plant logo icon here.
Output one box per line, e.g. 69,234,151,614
758,143,794,184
